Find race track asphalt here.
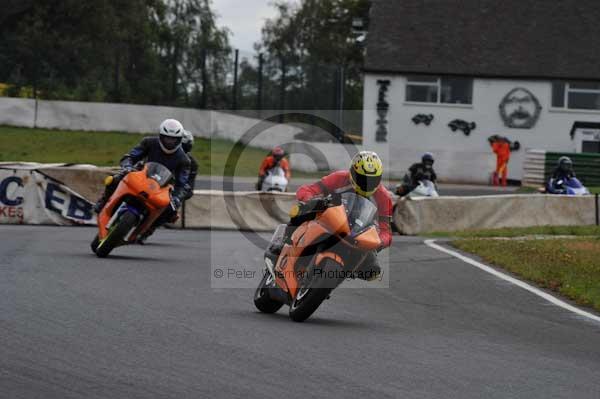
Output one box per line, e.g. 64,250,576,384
1,226,599,399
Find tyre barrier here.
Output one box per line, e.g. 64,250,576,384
394,194,599,235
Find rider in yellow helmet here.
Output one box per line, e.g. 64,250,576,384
348,150,385,197
267,151,392,281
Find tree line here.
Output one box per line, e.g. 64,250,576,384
0,0,369,113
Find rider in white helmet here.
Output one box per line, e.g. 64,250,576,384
136,129,200,244
135,129,199,244
158,119,185,154
94,118,191,214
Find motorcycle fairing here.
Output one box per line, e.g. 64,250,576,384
98,166,171,239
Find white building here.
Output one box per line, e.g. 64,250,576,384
361,0,600,183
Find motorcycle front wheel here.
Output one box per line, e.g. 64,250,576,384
95,211,138,258
254,271,284,313
288,258,345,322
90,235,100,253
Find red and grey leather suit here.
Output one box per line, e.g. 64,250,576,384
296,170,393,248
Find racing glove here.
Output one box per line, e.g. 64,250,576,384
182,183,194,200
301,197,329,213
170,192,183,211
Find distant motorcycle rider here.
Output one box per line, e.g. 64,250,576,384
396,152,437,196
94,119,191,216
181,130,198,199
269,151,392,281
546,156,575,194
256,146,290,190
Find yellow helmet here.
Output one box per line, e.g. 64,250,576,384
349,151,383,197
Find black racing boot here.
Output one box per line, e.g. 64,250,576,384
137,227,156,245
264,224,294,266
93,196,108,214
268,224,297,256
351,252,382,281
94,174,122,213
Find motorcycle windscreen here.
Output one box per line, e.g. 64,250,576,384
145,162,173,187
340,192,378,236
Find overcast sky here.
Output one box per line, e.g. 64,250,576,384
212,0,293,52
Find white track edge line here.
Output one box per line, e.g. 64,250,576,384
424,239,600,324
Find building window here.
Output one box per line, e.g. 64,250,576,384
552,81,600,110
405,76,472,104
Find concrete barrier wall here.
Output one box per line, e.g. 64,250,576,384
39,165,116,201
2,163,598,234
394,194,598,235
185,190,296,231
36,100,212,135
0,163,297,231
0,97,300,150
208,112,301,150
0,97,36,127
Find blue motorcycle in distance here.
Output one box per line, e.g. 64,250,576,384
547,177,590,195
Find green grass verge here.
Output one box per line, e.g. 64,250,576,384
453,237,600,312
428,225,600,238
0,125,322,178
515,186,538,194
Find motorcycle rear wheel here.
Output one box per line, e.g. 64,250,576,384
288,258,344,322
95,211,138,258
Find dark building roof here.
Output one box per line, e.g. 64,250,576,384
365,0,600,80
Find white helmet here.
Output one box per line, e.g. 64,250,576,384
158,118,184,154
182,130,194,152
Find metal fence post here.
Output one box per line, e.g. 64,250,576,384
257,53,263,115
594,193,600,226
279,55,286,122
201,48,207,109
232,49,239,110
181,200,186,229
337,66,345,141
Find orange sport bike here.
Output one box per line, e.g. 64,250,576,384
91,162,174,258
254,192,382,322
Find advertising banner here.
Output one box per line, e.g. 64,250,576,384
0,167,96,225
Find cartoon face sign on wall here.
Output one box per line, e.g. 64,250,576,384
499,87,542,129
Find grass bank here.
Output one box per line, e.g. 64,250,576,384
0,125,321,177
453,237,600,312
428,225,600,238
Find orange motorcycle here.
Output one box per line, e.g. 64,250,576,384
254,192,382,322
91,162,173,258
